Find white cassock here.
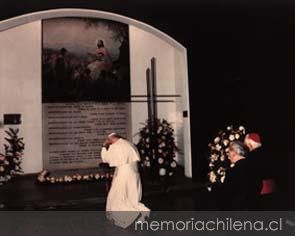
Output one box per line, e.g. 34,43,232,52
101,138,150,228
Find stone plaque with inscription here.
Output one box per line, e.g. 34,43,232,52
42,103,131,170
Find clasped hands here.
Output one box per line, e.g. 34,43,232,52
102,138,112,149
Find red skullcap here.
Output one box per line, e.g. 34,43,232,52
247,133,261,144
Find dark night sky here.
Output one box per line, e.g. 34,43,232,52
0,1,293,189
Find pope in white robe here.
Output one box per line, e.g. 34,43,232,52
101,133,150,228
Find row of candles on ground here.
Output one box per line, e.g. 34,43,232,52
37,170,113,184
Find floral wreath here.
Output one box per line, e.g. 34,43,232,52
207,125,246,191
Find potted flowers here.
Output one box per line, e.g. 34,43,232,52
0,128,25,185
136,119,178,184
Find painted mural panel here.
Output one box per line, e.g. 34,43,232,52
42,18,130,102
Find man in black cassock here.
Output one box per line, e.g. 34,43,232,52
244,133,277,209
218,141,262,210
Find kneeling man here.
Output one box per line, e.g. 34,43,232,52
101,133,150,228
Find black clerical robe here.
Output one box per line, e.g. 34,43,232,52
218,158,262,210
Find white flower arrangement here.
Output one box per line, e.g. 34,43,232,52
136,119,178,178
37,169,113,184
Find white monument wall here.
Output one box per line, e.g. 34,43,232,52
0,11,191,177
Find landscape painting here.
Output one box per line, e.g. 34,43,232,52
42,18,130,102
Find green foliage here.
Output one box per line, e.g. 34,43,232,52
0,128,25,184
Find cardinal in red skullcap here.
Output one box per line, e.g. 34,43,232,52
244,133,276,198
244,133,262,151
